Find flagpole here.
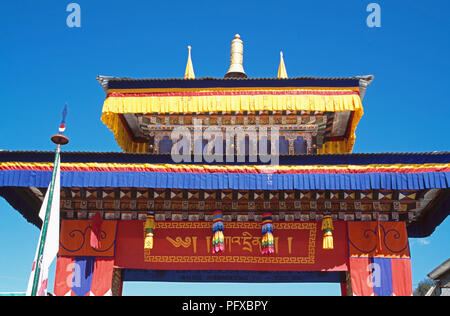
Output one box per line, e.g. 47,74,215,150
30,111,69,296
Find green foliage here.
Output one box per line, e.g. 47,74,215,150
413,279,436,296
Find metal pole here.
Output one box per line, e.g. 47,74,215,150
29,104,69,296
30,145,61,296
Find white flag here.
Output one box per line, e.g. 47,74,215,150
26,156,61,296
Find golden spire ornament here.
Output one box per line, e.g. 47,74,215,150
278,51,288,79
225,34,247,78
184,45,195,79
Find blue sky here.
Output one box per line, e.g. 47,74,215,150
0,0,449,295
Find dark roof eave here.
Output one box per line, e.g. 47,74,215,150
0,150,449,165
96,75,374,94
0,151,450,165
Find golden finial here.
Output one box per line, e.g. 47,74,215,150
225,34,247,78
184,45,195,79
278,51,288,79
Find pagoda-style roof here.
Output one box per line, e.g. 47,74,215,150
0,150,448,238
98,75,374,155
97,76,373,92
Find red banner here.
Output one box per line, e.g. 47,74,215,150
59,220,118,257
347,221,412,296
114,221,348,272
348,221,410,258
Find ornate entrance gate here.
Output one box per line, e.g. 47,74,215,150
0,35,448,296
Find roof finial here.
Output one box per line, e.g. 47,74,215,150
278,51,288,79
184,45,195,79
225,34,247,78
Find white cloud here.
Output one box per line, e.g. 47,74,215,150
417,238,431,246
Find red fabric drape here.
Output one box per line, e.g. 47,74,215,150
347,222,412,296
54,256,75,296
53,256,115,296
391,258,413,296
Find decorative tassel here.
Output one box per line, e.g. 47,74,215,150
322,212,334,250
144,212,155,250
261,213,275,254
212,211,224,253
90,212,103,249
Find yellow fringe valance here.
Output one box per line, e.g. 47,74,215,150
101,112,149,153
102,93,362,114
100,92,363,154
317,139,353,155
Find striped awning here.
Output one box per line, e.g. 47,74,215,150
0,152,448,191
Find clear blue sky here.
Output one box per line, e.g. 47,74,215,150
0,0,449,295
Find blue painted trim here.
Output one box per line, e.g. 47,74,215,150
0,170,448,190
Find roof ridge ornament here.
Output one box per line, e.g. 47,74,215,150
225,34,247,78
355,75,375,100
184,45,195,79
277,51,288,79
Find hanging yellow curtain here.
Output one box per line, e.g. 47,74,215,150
100,88,363,154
